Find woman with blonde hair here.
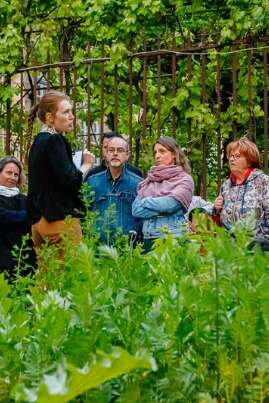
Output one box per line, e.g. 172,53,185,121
27,91,93,250
214,136,269,242
132,136,194,250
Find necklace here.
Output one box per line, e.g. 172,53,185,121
41,125,58,134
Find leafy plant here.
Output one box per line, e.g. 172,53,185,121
12,348,156,402
1,218,269,401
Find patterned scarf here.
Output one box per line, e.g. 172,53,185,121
137,165,194,210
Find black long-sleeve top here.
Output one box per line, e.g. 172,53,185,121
0,193,36,274
27,131,84,225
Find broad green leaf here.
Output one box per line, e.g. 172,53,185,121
37,348,156,403
0,274,11,298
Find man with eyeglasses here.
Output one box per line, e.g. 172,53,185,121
83,132,143,181
86,136,142,244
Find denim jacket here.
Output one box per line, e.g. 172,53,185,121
132,195,187,239
86,167,142,242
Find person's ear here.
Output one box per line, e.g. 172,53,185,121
126,150,130,161
45,112,55,127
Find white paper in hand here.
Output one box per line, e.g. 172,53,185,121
73,150,83,169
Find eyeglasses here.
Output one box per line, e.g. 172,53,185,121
228,153,241,160
107,147,128,154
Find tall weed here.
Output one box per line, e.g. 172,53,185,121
1,218,269,401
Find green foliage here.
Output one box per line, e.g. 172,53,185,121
0,0,268,190
1,218,269,401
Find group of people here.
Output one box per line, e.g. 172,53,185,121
1,90,269,279
85,134,194,249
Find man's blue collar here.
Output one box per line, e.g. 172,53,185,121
106,165,127,182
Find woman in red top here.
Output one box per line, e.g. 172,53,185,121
214,137,269,242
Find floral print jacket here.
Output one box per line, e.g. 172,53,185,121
220,169,269,239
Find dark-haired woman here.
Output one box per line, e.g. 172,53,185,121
0,156,35,278
27,91,93,250
132,136,194,250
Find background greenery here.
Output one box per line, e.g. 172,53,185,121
0,0,268,197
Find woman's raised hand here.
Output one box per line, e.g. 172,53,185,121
80,150,95,175
82,150,95,166
214,195,224,212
